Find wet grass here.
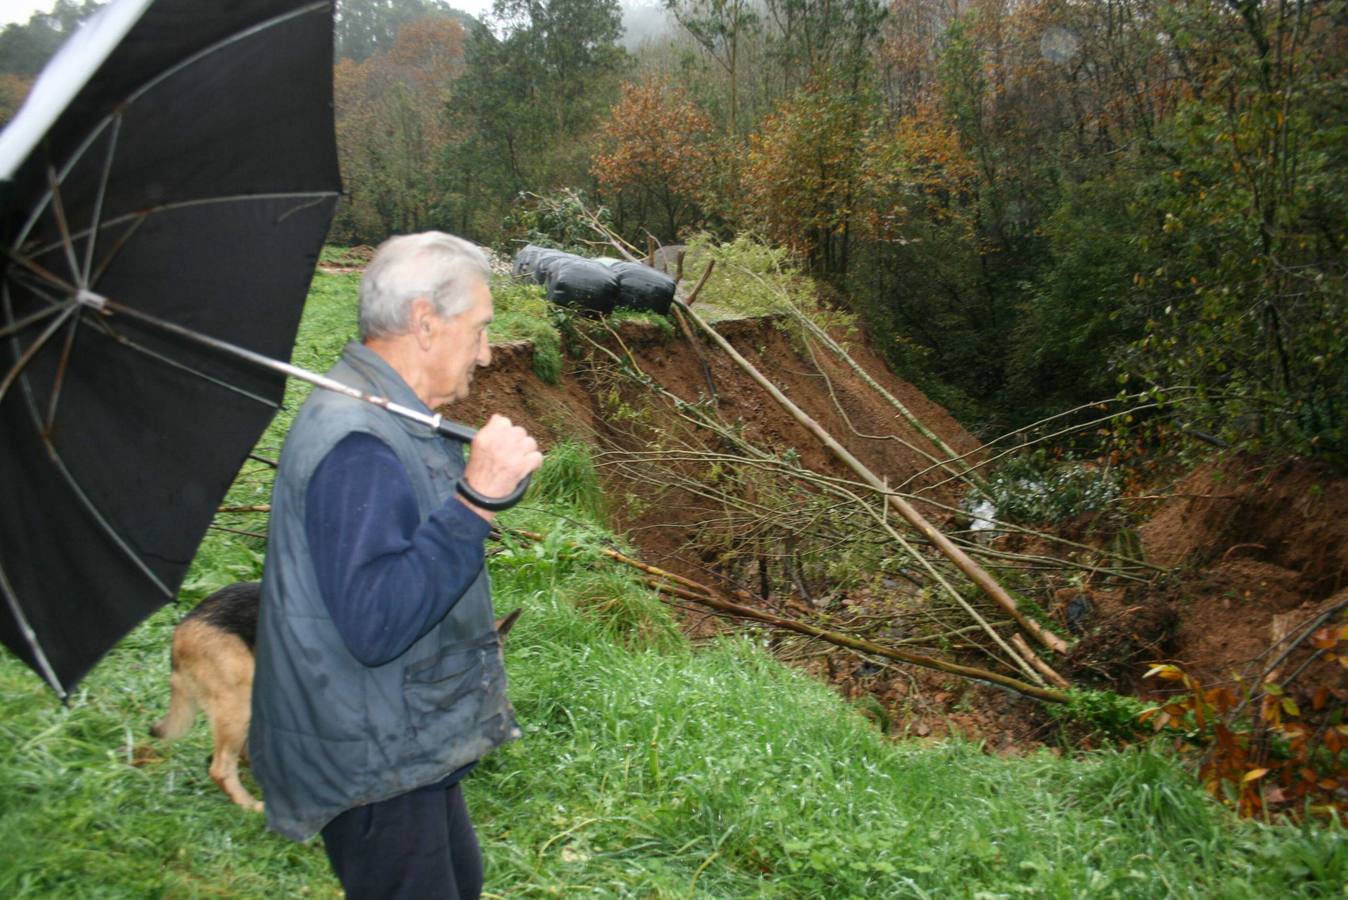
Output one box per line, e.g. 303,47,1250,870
2,264,1345,897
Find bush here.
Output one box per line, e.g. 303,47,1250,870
977,449,1121,526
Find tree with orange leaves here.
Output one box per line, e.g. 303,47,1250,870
743,84,871,275
592,77,714,241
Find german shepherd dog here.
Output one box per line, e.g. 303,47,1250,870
152,581,521,813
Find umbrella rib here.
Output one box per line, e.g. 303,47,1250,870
0,302,77,404
0,300,65,340
42,437,175,601
80,114,121,287
4,267,69,308
12,115,116,249
26,191,340,261
90,321,281,410
13,0,330,251
3,246,77,295
45,166,84,289
44,310,81,431
121,1,331,110
3,311,177,605
0,296,163,698
89,214,144,287
0,565,66,699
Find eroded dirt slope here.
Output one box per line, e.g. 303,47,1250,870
452,319,1348,747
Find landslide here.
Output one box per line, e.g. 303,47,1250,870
454,318,1348,749
457,316,979,573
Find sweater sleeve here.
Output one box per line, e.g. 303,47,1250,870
305,431,492,667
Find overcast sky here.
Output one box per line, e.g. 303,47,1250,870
3,0,56,27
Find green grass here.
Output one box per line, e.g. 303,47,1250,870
491,277,563,384
523,441,607,525
609,307,676,341
2,260,1345,897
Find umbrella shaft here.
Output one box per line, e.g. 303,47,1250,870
100,298,476,443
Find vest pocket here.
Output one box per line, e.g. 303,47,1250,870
403,645,479,715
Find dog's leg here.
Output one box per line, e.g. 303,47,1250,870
178,623,263,814
201,659,263,814
151,667,199,741
206,708,263,813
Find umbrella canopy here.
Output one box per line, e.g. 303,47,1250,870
0,0,340,697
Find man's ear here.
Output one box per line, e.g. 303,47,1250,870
410,297,436,350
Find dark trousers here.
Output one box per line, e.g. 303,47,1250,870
321,782,483,900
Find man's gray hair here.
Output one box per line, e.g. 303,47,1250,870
358,232,491,341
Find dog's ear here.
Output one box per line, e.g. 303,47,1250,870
495,607,522,641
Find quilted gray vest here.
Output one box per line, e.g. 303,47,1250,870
250,342,519,842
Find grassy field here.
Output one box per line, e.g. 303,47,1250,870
1,267,1345,898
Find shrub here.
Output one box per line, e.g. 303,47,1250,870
977,449,1121,526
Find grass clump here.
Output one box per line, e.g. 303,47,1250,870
490,276,562,384
524,441,606,525
608,306,676,341
1050,689,1153,742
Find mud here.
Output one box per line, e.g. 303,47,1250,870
450,315,1348,749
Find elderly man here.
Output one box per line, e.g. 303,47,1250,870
250,232,541,899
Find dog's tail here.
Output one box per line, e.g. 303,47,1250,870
151,667,198,741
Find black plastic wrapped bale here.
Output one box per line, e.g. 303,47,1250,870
513,245,571,285
512,244,543,278
547,258,620,313
609,261,676,314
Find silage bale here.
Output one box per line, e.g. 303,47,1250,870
609,261,676,315
547,257,619,313
513,245,572,286
512,244,544,278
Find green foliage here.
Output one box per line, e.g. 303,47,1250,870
500,189,612,255
978,449,1121,527
1007,176,1150,422
446,0,629,241
329,13,468,244
524,442,606,525
1051,689,1152,743
488,276,562,384
744,82,874,276
1122,72,1348,462
681,232,815,322
607,306,675,341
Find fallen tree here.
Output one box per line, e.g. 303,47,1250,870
675,299,1071,657
498,526,1071,704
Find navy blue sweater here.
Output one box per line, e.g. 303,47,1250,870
305,431,491,668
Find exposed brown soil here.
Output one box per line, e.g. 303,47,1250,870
451,315,1348,749
1134,459,1348,705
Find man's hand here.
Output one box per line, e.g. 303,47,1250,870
460,415,542,520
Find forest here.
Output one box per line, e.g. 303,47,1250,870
4,0,1345,456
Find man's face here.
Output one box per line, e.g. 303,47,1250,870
425,279,493,407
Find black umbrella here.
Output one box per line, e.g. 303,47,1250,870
0,0,341,698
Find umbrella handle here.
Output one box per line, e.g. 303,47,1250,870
457,474,532,512
434,418,533,512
